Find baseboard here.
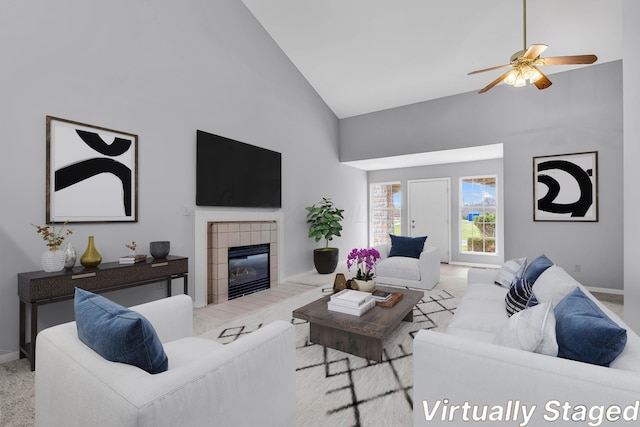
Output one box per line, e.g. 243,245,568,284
448,261,501,269
0,351,20,364
585,286,624,296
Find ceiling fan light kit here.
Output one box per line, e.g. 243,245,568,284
469,0,597,94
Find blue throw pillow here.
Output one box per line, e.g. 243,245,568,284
388,235,427,259
523,254,554,284
554,287,627,367
74,288,168,374
505,278,537,317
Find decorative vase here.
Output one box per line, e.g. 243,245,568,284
41,248,66,272
80,236,102,267
333,273,347,293
63,242,77,269
150,241,170,259
353,279,375,292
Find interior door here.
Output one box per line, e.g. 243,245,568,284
408,178,450,263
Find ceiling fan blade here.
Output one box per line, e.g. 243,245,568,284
532,66,552,90
523,44,548,59
468,64,511,75
539,54,598,65
478,70,514,94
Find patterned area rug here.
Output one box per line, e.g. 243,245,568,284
198,276,465,427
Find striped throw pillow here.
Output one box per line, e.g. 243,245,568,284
505,278,537,317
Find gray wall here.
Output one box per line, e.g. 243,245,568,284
0,0,368,361
623,0,640,332
343,61,623,291
368,159,504,265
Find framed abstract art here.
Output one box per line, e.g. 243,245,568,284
46,116,138,223
533,151,598,222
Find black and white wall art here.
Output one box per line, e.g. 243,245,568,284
46,116,138,223
533,151,598,222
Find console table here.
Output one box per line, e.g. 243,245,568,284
18,255,188,371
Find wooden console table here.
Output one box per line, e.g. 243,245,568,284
18,255,188,371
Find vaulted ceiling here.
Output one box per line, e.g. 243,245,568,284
242,0,623,119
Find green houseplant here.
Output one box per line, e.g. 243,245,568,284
306,197,344,274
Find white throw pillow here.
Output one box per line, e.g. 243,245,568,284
494,257,527,288
493,302,558,356
532,265,581,306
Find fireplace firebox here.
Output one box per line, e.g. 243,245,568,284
227,244,270,300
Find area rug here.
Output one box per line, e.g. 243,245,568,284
198,276,465,427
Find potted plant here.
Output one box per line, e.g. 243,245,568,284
32,221,73,272
346,247,381,292
306,197,344,274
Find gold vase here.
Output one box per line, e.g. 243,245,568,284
80,236,102,267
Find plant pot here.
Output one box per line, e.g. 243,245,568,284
353,279,375,292
41,248,65,272
313,248,339,274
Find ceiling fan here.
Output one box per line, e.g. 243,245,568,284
468,0,598,94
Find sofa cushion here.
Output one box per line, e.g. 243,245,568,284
505,278,536,317
532,265,581,306
375,256,421,281
448,287,508,336
464,282,509,301
164,337,223,369
555,287,627,367
523,254,554,284
494,257,527,288
74,288,168,374
388,234,427,259
494,302,558,356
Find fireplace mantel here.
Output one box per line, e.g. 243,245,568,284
194,210,283,307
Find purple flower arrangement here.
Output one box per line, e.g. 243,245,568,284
346,247,381,281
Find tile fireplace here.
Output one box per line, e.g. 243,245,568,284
208,221,277,304
194,210,283,307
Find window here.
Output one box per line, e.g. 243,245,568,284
460,176,497,254
370,182,401,246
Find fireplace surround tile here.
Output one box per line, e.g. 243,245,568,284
207,221,278,304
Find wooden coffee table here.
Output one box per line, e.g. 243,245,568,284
292,285,423,362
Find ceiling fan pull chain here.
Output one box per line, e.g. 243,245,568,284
523,0,527,50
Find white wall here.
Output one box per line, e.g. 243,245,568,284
342,61,623,292
368,159,504,265
623,0,640,332
0,0,367,360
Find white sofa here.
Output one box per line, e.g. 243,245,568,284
374,244,440,290
35,294,296,427
413,266,640,427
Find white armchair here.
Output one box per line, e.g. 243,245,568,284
35,294,296,427
374,244,440,290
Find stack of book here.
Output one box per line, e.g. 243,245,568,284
371,289,393,303
119,254,147,264
327,289,376,316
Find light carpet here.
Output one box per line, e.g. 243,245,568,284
0,274,465,427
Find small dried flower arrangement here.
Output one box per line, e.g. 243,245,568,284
32,221,73,250
125,241,137,252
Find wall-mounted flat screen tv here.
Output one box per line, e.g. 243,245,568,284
196,130,282,208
